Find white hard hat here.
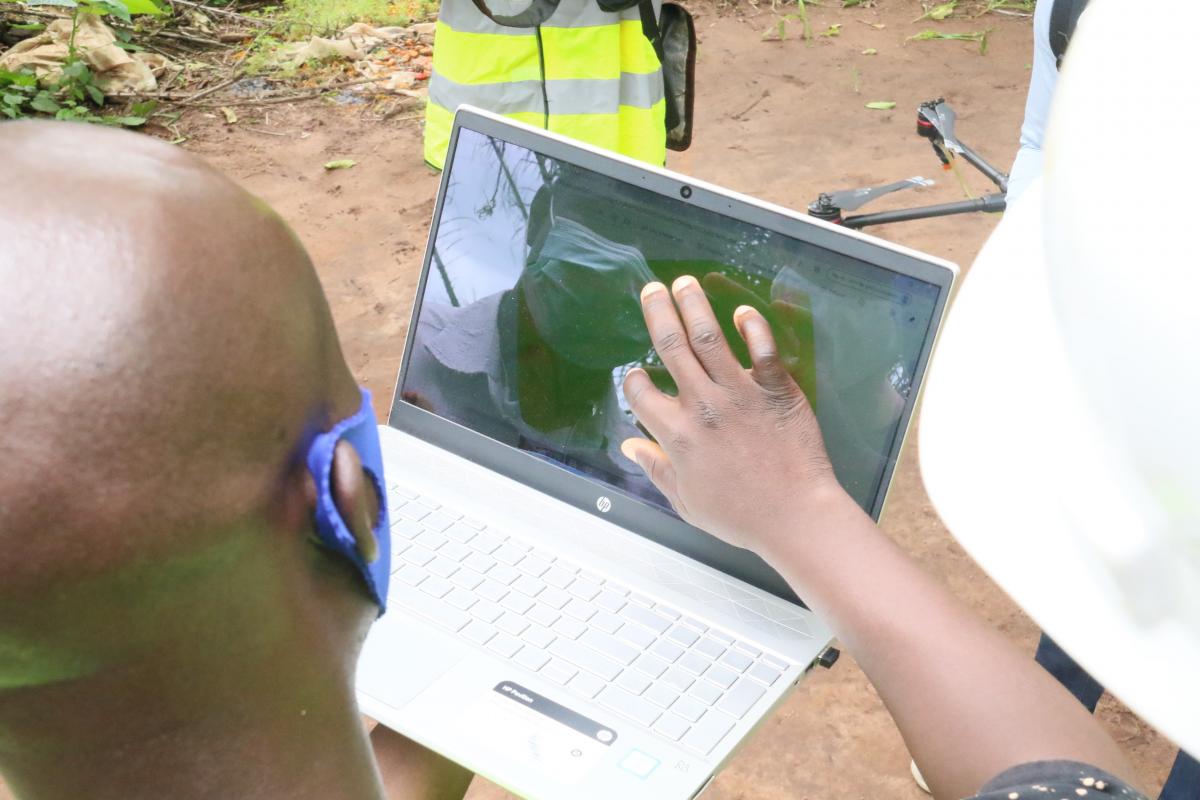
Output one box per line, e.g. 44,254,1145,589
920,0,1200,756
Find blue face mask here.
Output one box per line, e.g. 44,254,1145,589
305,388,391,614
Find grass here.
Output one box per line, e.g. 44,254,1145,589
908,28,992,54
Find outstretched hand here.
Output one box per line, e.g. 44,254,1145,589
620,276,846,556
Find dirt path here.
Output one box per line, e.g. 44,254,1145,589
0,2,1177,799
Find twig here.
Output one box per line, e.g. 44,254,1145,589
167,0,272,27
179,72,244,102
241,126,292,136
731,89,769,120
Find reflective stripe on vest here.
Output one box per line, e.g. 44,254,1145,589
423,0,666,169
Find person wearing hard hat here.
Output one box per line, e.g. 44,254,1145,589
617,1,1197,798
1003,3,1199,796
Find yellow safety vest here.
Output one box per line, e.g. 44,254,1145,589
424,0,667,170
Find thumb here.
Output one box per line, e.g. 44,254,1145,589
620,438,681,510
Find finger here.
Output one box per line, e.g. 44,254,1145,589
640,281,709,390
671,275,744,384
619,438,681,508
734,305,797,393
622,367,678,438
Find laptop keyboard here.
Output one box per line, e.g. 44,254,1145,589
385,483,793,757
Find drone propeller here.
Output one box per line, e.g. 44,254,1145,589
919,99,963,154
826,176,934,212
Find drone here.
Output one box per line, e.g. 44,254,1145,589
809,98,1009,230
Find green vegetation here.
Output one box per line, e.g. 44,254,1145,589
908,27,991,54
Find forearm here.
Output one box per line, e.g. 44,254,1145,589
759,491,1138,799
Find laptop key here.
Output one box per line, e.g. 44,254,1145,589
439,541,471,562
541,658,576,685
461,620,497,646
542,566,575,589
633,653,670,679
414,496,440,510
643,683,679,710
690,680,722,706
748,662,781,686
598,686,661,727
678,652,711,676
538,587,571,610
663,666,694,692
402,545,436,567
450,569,484,591
420,576,453,599
655,604,681,621
552,616,586,640
426,557,458,579
563,598,597,622
522,625,555,650
517,554,552,577
528,604,559,629
666,625,700,648
512,575,544,597
705,665,739,690
650,639,684,663
476,580,508,603
672,696,706,723
496,612,529,637
681,711,735,756
695,637,726,661
615,623,655,649
469,531,504,554
423,512,458,533
548,638,622,681
568,579,602,601
592,611,622,635
720,649,753,673
390,583,469,633
395,564,426,586
616,669,652,696
446,523,478,544
392,520,423,539
500,593,535,615
488,564,520,585
763,654,790,671
462,517,487,531
463,551,495,574
444,588,478,611
580,630,638,666
514,646,550,673
493,543,525,566
709,629,735,646
471,600,504,624
568,671,605,700
487,633,523,659
398,503,430,522
595,589,628,614
621,604,672,635
718,679,766,719
653,714,690,742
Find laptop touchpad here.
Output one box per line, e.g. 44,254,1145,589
356,613,469,711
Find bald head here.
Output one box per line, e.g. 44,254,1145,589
0,122,364,690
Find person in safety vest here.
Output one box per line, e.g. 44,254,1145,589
422,0,670,170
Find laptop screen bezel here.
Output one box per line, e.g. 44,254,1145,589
387,107,958,606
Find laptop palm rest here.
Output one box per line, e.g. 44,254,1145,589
357,611,469,711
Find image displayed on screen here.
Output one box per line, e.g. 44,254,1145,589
401,128,942,515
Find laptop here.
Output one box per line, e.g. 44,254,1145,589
356,107,958,800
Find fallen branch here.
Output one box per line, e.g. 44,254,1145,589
166,0,272,27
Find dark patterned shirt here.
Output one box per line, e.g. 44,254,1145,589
970,761,1147,800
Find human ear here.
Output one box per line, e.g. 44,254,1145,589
329,439,381,564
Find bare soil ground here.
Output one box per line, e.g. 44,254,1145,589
0,1,1179,798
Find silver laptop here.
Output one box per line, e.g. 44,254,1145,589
356,107,957,800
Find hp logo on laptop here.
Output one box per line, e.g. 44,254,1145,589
596,496,613,513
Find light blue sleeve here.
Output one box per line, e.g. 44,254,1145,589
1007,0,1058,203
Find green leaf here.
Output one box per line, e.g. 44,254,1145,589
131,99,158,116
323,159,357,170
861,47,878,55
60,60,90,81
12,22,47,31
95,0,132,21
108,115,147,126
120,0,164,14
85,84,105,105
23,0,79,7
30,93,62,113
0,69,38,87
865,101,896,110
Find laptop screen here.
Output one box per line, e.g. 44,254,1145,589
400,127,943,519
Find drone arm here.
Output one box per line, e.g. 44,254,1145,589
957,141,1010,194
842,193,1007,230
